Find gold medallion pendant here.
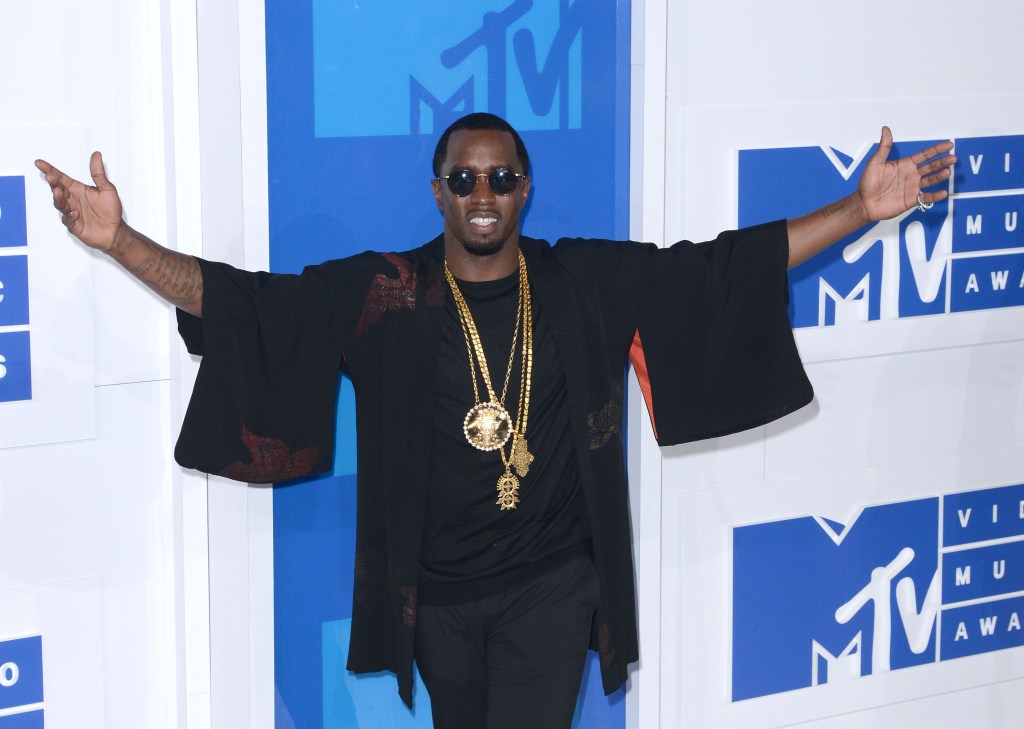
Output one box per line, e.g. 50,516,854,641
464,401,512,451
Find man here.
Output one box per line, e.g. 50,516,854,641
36,113,954,728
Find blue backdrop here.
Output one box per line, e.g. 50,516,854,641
267,1,631,726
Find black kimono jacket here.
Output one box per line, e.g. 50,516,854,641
174,219,812,706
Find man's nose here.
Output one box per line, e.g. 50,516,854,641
470,173,496,203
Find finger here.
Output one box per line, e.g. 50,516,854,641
911,140,955,165
89,151,115,191
917,154,957,175
919,189,949,205
34,159,67,189
925,164,954,188
868,125,894,164
60,210,79,235
52,185,68,213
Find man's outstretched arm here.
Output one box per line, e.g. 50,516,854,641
35,152,203,317
786,127,956,270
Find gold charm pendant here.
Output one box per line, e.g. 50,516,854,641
464,402,512,451
496,471,520,510
511,434,534,477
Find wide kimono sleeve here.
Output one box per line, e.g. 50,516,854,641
629,219,813,445
173,255,368,482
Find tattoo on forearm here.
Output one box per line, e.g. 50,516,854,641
130,249,202,308
822,201,846,221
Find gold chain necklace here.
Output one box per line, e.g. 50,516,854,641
444,251,534,510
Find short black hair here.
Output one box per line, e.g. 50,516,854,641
432,112,531,178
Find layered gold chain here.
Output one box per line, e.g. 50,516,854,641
444,251,534,510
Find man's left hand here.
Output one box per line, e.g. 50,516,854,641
856,126,956,222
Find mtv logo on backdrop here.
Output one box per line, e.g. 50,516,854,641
732,483,1024,701
732,498,940,701
739,135,1024,329
313,0,583,137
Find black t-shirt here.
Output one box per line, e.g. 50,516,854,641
418,270,591,605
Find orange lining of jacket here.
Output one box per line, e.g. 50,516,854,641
628,329,658,441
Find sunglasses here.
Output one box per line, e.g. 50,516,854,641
438,167,525,197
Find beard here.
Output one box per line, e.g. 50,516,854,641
460,234,505,257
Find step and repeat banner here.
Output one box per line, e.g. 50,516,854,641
733,483,1024,701
0,128,95,450
700,127,1024,726
265,1,630,726
0,130,99,727
740,134,1024,334
0,579,104,728
261,2,1023,728
0,175,31,404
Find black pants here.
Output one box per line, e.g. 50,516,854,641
414,555,599,729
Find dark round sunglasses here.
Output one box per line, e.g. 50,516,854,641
438,167,525,197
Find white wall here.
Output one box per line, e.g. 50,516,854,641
635,1,1024,727
0,1,184,728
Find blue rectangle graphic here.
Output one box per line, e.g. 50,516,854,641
952,194,1024,254
0,710,44,729
943,484,1024,546
731,498,939,701
949,252,1024,312
732,483,1024,701
0,636,43,711
940,595,1024,660
313,0,583,137
0,331,32,403
953,135,1024,193
0,256,30,327
0,177,28,248
943,540,1024,603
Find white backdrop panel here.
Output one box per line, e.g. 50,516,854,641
0,127,95,448
665,1,1022,109
0,381,176,729
0,578,104,728
654,1,1024,727
0,0,172,389
669,99,1024,361
663,451,1024,728
765,340,1024,480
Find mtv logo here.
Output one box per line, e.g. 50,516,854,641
312,0,587,138
731,498,939,701
739,140,954,328
811,633,862,686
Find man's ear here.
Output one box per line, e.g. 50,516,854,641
430,178,444,212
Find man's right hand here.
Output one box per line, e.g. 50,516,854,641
34,152,204,317
35,151,126,253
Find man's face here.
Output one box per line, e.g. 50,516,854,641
431,128,531,258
